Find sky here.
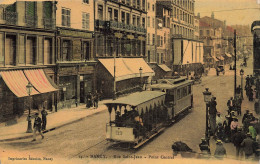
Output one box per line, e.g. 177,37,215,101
195,0,260,26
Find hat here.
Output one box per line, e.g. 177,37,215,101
216,140,222,144
231,111,235,114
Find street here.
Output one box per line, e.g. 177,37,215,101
0,58,257,163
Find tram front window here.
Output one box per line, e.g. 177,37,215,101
166,90,174,104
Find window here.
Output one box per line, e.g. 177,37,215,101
121,11,125,23
164,33,166,44
177,89,181,100
142,17,145,28
98,5,103,20
132,15,136,25
148,2,150,10
126,13,130,25
148,50,150,62
5,35,16,65
207,30,210,35
62,8,71,27
188,85,191,94
26,37,36,64
157,35,160,46
161,53,163,64
152,4,155,11
142,0,145,10
108,8,112,21
82,12,89,29
152,18,155,28
147,16,150,27
152,34,155,45
83,0,89,3
62,40,71,61
160,36,163,46
183,87,187,97
114,9,118,22
137,16,140,26
147,33,150,45
200,30,203,36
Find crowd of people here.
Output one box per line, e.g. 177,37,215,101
203,75,260,160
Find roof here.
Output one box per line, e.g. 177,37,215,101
158,64,172,72
150,79,193,90
226,26,234,33
98,58,155,82
225,53,232,57
104,91,165,107
199,21,211,27
216,56,224,60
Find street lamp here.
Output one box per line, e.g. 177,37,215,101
26,82,33,133
139,67,143,91
240,69,244,99
203,88,212,144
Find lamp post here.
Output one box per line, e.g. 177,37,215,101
139,67,143,91
240,69,244,99
26,82,33,133
203,88,212,145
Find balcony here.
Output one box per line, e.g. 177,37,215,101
4,11,17,25
24,15,37,27
42,18,55,29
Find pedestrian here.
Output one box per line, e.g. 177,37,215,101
236,97,242,116
249,87,254,101
242,110,250,124
216,113,224,126
232,127,246,159
32,113,44,141
227,97,234,114
230,117,239,138
86,92,92,108
214,140,227,159
241,133,255,159
249,125,257,141
41,107,48,131
209,97,218,135
93,90,99,109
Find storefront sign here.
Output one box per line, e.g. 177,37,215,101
59,29,93,38
79,65,94,74
127,35,134,40
115,33,123,38
59,67,77,76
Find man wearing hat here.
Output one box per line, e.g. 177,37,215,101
32,113,44,141
232,127,246,159
214,140,227,159
241,133,255,159
242,110,250,124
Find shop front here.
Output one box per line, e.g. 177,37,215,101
96,58,154,99
0,69,58,121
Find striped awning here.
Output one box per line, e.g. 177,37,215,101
0,69,58,98
0,70,39,97
24,69,58,94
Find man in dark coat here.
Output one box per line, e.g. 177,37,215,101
241,133,255,159
227,97,234,114
232,127,246,159
41,107,48,131
242,110,250,124
209,97,218,134
32,113,44,141
214,140,227,159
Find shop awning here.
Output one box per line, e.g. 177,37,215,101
158,64,172,72
225,53,232,57
99,58,155,82
24,69,58,94
0,70,39,97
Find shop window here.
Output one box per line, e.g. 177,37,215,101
62,8,71,27
62,40,71,61
26,37,36,65
5,35,16,66
44,38,52,64
82,12,90,29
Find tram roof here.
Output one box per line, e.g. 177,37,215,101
150,80,193,90
104,91,166,107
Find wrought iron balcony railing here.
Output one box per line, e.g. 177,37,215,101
4,11,17,25
24,15,37,27
42,18,55,29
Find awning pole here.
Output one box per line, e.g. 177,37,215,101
113,56,116,100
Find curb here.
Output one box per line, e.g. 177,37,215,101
0,107,107,142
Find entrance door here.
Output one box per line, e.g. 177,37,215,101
80,81,85,103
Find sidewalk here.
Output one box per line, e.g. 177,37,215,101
0,99,111,142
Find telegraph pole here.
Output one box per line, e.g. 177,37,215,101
234,30,237,97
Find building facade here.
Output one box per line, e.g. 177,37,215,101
55,0,96,109
94,0,147,58
0,1,57,121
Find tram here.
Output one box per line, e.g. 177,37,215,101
104,77,193,148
